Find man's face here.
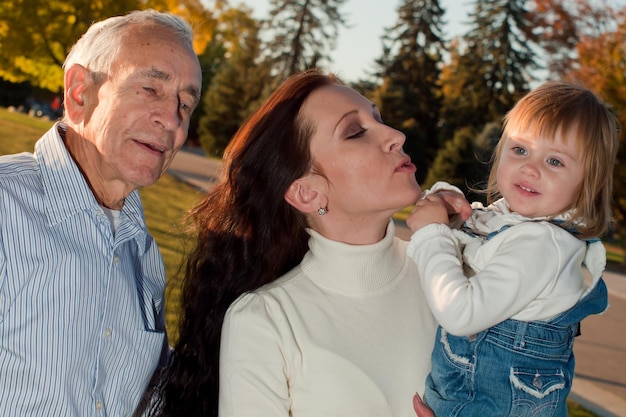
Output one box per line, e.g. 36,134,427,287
81,24,202,191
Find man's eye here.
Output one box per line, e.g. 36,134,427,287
180,102,192,112
143,87,157,94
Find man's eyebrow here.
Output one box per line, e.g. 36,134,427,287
142,68,201,105
142,68,170,81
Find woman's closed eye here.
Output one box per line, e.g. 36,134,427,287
347,127,367,139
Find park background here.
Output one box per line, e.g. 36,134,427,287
1,1,626,415
2,0,626,234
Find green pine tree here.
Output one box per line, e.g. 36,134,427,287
371,0,447,183
262,0,348,80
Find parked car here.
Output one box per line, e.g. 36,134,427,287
22,98,62,120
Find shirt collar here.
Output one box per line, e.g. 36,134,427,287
465,198,579,236
35,124,148,244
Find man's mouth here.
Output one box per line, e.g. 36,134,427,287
137,140,166,154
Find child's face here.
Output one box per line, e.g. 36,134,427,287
496,129,584,218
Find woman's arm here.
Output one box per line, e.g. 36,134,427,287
219,293,291,417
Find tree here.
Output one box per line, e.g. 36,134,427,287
423,123,498,203
438,39,493,141
527,0,616,78
262,0,348,80
439,0,538,138
0,0,141,91
0,0,216,92
370,0,447,184
198,7,272,157
151,0,218,53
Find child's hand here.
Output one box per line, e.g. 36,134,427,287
432,190,472,225
406,195,449,232
413,393,435,417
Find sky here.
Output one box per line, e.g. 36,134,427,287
228,0,626,84
233,0,472,83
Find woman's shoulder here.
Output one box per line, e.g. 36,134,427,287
226,265,305,313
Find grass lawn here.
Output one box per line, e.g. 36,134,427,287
0,108,609,416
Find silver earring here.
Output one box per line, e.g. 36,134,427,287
317,207,328,216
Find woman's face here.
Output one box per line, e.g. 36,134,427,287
301,84,421,224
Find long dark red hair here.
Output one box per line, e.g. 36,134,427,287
151,69,341,417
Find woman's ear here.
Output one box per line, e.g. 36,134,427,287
284,175,327,214
63,64,90,122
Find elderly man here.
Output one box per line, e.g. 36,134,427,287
0,9,201,416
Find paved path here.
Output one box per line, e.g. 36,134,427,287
168,149,626,417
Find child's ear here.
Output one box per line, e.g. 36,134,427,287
284,175,327,214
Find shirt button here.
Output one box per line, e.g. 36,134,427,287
95,400,103,410
104,328,112,338
113,255,119,265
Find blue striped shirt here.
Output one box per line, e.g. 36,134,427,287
0,125,167,416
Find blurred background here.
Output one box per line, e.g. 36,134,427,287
2,3,625,415
2,0,624,213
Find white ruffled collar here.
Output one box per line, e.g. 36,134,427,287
464,198,578,236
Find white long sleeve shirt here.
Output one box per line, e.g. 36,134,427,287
406,198,605,337
219,221,438,417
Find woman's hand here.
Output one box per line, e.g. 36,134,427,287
413,393,435,417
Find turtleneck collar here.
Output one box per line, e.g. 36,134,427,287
299,220,407,295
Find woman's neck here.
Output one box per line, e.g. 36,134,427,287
309,214,392,245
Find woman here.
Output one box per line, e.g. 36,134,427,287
154,69,468,417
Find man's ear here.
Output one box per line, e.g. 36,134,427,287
284,175,326,214
63,64,90,122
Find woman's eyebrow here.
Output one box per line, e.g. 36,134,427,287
334,109,359,131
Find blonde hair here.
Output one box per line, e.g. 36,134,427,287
486,81,619,238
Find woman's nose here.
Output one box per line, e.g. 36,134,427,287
385,125,406,152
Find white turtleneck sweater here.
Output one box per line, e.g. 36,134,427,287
219,221,438,417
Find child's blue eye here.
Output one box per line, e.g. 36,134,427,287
548,158,563,167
